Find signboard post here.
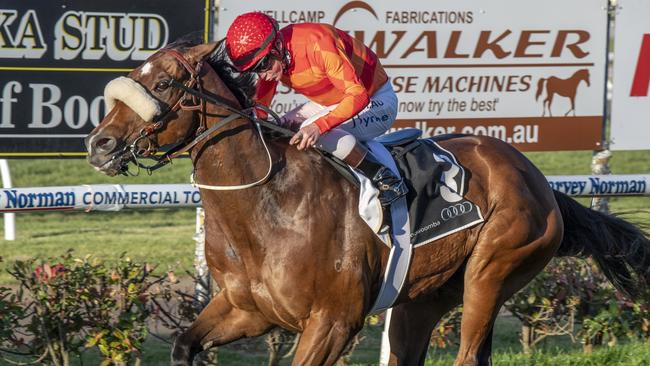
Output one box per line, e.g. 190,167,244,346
610,0,650,150
0,160,14,240
0,0,210,157
217,0,609,151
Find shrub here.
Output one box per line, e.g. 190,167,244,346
0,283,30,364
5,251,174,366
505,258,581,353
430,306,462,349
83,255,166,366
9,254,97,366
579,291,650,351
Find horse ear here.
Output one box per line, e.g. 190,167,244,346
186,42,218,65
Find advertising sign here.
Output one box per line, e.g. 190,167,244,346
0,0,209,157
217,0,608,151
611,0,650,150
547,174,650,196
3,174,646,213
0,184,202,212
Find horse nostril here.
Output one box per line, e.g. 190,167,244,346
95,136,117,153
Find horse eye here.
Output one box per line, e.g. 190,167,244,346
155,80,170,92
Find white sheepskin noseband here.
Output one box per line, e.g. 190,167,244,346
104,77,161,121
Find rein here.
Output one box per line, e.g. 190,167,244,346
118,48,294,184
168,81,361,189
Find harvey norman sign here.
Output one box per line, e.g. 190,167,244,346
547,175,650,196
0,0,209,157
217,0,608,151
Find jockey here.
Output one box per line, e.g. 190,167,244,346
225,12,407,206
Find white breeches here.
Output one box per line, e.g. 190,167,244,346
282,81,398,160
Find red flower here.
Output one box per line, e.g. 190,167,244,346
33,263,67,283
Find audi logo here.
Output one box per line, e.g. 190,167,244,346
440,202,473,221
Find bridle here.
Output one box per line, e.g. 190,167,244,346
111,47,293,188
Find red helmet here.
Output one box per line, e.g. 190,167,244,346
225,12,279,72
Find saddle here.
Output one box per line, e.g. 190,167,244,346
374,128,422,147
321,128,422,187
323,129,483,246
318,128,484,312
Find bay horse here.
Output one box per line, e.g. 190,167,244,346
85,37,649,366
535,68,591,117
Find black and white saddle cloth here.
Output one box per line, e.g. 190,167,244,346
333,129,484,312
392,136,484,246
353,130,484,248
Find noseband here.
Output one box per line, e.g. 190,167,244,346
112,47,291,177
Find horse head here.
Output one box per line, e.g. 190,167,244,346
578,68,591,87
85,38,237,176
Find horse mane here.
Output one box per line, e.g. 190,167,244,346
165,32,257,109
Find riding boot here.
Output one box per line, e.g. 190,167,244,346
345,144,408,207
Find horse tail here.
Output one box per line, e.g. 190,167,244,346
535,78,546,101
553,190,650,300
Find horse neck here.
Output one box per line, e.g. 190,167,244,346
190,110,349,223
190,110,381,267
189,64,273,195
572,72,586,83
191,111,271,192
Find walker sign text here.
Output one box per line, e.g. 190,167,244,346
218,0,609,151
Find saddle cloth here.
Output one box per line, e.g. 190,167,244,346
357,133,484,248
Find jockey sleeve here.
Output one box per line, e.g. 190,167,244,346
254,24,388,133
311,36,369,133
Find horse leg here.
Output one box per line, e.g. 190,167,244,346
290,313,361,366
476,326,494,366
386,275,463,366
387,297,461,365
565,97,575,116
453,218,561,366
544,93,554,117
452,274,503,366
171,292,273,366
